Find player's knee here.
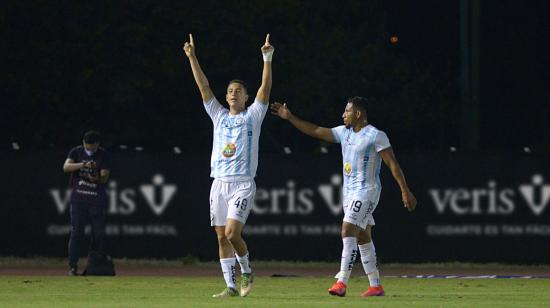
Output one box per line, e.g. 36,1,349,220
216,231,227,241
216,235,230,247
341,228,355,238
225,229,241,243
357,233,372,245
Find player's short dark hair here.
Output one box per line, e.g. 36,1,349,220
228,79,249,94
347,96,368,114
83,130,101,144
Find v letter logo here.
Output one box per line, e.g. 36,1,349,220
140,174,177,216
519,174,550,216
318,175,343,215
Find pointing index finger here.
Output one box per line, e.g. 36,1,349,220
265,34,270,45
189,33,194,45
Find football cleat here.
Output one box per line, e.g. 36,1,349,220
212,287,239,298
361,285,385,297
328,281,347,297
240,272,254,297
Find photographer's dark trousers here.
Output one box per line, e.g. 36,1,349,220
68,202,106,268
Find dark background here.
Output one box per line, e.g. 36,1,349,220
3,151,549,262
2,0,548,154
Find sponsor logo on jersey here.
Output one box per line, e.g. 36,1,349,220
222,143,237,157
344,162,352,175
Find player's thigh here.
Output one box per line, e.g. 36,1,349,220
210,180,229,227
343,195,379,230
226,180,255,225
225,218,245,238
357,225,373,243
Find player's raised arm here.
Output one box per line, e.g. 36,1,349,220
255,34,274,105
379,148,417,212
183,33,214,103
271,102,335,143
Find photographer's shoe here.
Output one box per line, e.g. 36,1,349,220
68,267,78,276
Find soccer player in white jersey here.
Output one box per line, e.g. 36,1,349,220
183,33,274,298
271,96,417,298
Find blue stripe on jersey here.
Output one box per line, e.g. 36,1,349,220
343,129,352,197
212,118,221,177
246,121,253,176
233,122,243,175
361,129,373,190
376,157,382,187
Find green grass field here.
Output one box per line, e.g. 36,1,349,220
1,275,549,307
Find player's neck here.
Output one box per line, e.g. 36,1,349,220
352,120,368,132
229,106,245,115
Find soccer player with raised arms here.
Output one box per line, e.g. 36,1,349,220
183,33,274,298
271,97,417,297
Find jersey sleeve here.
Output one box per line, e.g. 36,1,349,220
331,125,347,144
67,147,80,162
203,97,225,124
375,131,391,152
247,99,269,124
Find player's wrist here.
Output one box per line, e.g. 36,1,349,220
262,49,274,62
286,113,294,121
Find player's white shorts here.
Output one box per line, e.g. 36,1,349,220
209,179,256,226
342,190,381,229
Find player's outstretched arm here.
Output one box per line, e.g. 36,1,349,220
256,34,274,105
270,102,334,143
182,33,214,103
379,148,417,211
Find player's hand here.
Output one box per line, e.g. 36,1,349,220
270,102,291,120
402,190,417,212
83,161,96,169
261,34,274,61
183,33,195,58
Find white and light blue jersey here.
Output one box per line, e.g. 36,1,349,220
204,97,268,181
331,124,391,198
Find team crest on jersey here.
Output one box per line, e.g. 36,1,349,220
344,162,352,175
222,143,237,157
222,116,244,128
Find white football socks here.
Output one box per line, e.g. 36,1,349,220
236,252,252,274
220,258,237,289
337,237,358,284
359,241,381,287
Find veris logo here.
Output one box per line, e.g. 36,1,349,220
428,174,550,216
252,174,343,216
49,174,177,216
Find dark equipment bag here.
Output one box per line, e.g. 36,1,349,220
82,251,116,276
